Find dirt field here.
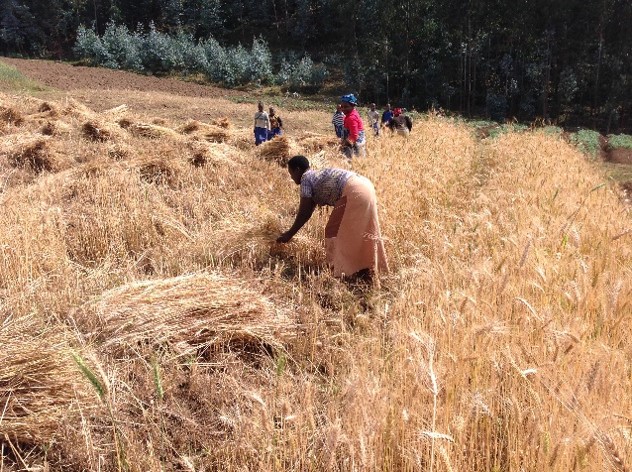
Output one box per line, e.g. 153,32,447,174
0,57,331,133
1,57,239,99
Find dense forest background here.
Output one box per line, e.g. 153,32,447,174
1,0,631,131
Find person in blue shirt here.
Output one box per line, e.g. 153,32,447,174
381,103,393,128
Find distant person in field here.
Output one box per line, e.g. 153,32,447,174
381,103,393,129
276,155,388,280
388,107,412,136
340,94,366,158
332,104,345,138
367,103,380,136
253,102,270,145
268,106,283,139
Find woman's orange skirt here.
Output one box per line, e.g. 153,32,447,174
324,175,389,277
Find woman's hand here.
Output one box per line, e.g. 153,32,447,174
276,232,293,243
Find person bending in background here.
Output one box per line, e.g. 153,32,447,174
276,155,388,280
253,102,270,145
340,94,366,158
388,107,412,136
268,106,283,139
332,104,345,139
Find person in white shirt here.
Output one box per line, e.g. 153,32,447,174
253,102,270,145
367,103,380,136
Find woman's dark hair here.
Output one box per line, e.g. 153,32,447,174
288,155,310,171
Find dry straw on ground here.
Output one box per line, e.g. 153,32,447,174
75,273,293,356
0,105,24,125
0,315,93,444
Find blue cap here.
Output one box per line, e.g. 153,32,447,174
341,94,358,105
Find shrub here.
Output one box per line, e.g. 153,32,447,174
174,32,208,75
570,129,602,158
140,23,182,74
277,54,327,90
73,25,112,66
608,134,632,149
100,22,143,71
248,37,274,85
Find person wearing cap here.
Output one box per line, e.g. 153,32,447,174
388,107,412,136
340,94,366,158
276,155,388,281
253,101,270,145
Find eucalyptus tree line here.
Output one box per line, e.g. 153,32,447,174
1,0,630,130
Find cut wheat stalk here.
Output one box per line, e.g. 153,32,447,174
74,272,294,357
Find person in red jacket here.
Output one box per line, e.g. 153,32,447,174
339,94,366,159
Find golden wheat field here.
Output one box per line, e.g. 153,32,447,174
1,72,632,472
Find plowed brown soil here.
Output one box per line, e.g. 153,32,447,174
1,57,238,99
0,57,256,127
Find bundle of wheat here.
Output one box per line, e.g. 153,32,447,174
82,119,125,142
40,119,73,137
2,134,61,173
0,105,25,126
107,141,135,160
177,120,203,134
59,99,96,120
211,116,231,129
229,128,255,150
177,120,230,142
258,136,301,166
76,273,293,356
103,104,128,116
131,155,182,187
0,316,94,444
127,122,179,139
187,141,241,167
117,117,134,129
213,212,327,270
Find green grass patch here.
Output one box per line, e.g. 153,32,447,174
603,162,632,184
607,133,632,150
0,60,47,92
570,129,602,158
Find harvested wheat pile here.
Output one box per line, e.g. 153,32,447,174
213,212,327,269
258,136,301,166
177,120,230,143
82,119,125,142
103,104,128,116
76,273,293,356
107,141,135,160
211,116,231,129
177,119,204,134
40,119,73,136
187,141,242,167
127,122,179,139
0,316,94,443
2,134,63,172
0,105,25,126
59,99,96,120
130,155,183,187
228,128,255,150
